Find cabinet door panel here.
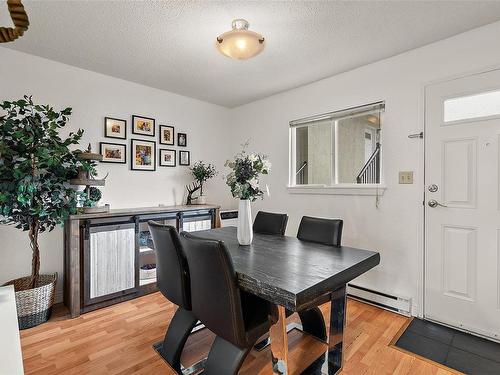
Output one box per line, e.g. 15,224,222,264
89,225,136,300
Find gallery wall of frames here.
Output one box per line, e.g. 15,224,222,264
100,115,191,171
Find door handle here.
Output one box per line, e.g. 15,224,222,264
408,132,424,139
428,199,447,208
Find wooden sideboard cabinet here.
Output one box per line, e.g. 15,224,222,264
64,205,220,317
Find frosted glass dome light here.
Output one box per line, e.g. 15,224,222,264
216,19,265,60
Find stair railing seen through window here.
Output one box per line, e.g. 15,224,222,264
289,102,384,186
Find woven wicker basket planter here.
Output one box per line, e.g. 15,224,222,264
3,273,57,330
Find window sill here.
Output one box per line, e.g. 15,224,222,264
286,184,386,196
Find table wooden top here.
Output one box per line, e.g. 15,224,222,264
190,227,380,311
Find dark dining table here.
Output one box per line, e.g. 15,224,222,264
190,226,380,375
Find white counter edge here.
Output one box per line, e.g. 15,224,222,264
0,285,24,375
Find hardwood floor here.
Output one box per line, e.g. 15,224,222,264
20,292,456,374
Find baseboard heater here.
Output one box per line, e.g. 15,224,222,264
347,284,411,316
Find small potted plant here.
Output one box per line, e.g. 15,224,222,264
225,143,271,245
189,161,217,205
83,187,102,208
0,96,85,329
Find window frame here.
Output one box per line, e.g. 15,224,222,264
288,102,386,196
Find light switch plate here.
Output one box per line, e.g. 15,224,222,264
399,171,414,184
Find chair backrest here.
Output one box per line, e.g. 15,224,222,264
253,211,288,235
297,216,343,247
180,232,247,348
148,221,191,310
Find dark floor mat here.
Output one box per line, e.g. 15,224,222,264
394,318,500,374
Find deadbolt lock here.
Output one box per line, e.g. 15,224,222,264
428,184,438,193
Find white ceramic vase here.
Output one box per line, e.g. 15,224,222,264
197,195,206,205
237,199,253,245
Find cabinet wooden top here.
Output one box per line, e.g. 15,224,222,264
68,204,220,220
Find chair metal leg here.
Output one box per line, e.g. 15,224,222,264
203,336,252,375
180,358,207,375
191,320,205,333
254,336,272,351
153,307,198,373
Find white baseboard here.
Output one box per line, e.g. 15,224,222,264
52,284,412,314
347,284,412,316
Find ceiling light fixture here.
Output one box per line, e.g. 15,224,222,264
216,19,265,60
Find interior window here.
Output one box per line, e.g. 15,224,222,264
294,119,333,185
290,102,383,186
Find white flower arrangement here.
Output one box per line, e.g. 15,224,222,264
225,143,271,201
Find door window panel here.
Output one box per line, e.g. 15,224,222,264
444,89,500,123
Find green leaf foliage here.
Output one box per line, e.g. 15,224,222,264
82,186,102,208
0,95,85,233
190,161,217,196
190,161,217,184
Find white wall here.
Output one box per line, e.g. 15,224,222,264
228,21,500,316
0,48,234,299
2,20,500,315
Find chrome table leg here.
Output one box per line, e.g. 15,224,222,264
325,285,347,374
254,322,303,351
269,305,289,374
303,286,347,374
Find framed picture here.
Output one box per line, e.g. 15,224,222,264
104,117,127,139
159,125,175,145
132,115,155,137
159,149,176,167
177,132,187,147
179,150,190,166
131,139,156,171
100,142,126,164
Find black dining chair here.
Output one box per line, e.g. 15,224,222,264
252,211,288,235
296,215,344,337
297,215,343,247
180,232,273,375
148,222,200,373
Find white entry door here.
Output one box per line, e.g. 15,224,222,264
425,69,500,341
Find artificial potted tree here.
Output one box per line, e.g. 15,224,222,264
189,161,217,204
0,96,86,329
